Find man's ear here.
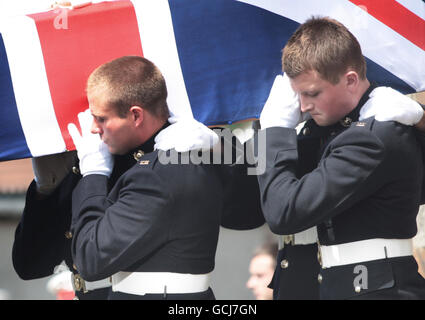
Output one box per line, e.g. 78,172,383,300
345,71,359,93
130,106,144,126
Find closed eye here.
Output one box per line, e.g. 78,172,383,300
93,115,105,124
304,91,319,98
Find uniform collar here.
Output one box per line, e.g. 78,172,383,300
303,83,377,136
114,121,170,164
128,121,170,161
349,83,377,122
329,83,377,131
108,122,170,185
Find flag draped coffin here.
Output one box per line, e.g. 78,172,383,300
0,0,424,161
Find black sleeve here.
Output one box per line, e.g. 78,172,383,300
257,126,386,235
414,129,425,204
71,170,172,281
219,163,265,230
12,173,77,280
211,126,265,230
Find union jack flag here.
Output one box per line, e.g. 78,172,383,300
0,0,424,161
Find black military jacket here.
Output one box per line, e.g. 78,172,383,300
71,147,224,281
12,139,144,299
12,142,142,278
13,123,264,292
258,86,425,299
258,88,423,245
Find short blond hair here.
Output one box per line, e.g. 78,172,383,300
282,17,367,84
87,56,169,120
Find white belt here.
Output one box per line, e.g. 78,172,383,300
71,273,111,293
111,272,211,295
319,238,413,269
278,226,318,249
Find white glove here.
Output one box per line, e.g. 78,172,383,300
360,86,424,125
260,74,306,129
32,151,77,195
67,109,113,177
50,1,92,9
154,116,218,152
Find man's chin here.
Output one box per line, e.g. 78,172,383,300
109,147,128,156
312,116,336,127
107,146,120,155
311,116,324,126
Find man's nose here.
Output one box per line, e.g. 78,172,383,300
300,97,313,113
246,277,254,289
91,120,102,135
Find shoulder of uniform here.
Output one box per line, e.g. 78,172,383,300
352,120,372,129
336,118,377,142
349,117,414,148
353,117,408,132
350,117,376,131
134,150,159,170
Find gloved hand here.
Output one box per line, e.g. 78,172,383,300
154,116,219,152
32,151,77,195
67,109,113,177
50,1,92,9
360,86,424,125
260,74,306,129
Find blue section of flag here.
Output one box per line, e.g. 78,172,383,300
169,0,416,125
0,1,421,162
169,0,299,125
0,34,31,160
365,57,414,94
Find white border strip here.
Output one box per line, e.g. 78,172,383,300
237,0,425,92
132,0,193,119
0,15,66,156
395,0,425,20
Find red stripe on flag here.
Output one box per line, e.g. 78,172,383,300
28,0,143,151
349,0,425,51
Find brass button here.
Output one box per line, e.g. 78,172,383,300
74,275,82,291
72,166,80,175
302,127,310,136
280,259,289,269
317,274,323,284
73,273,86,292
133,150,145,161
354,286,361,293
317,248,322,266
340,117,352,127
65,231,73,239
283,235,294,245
